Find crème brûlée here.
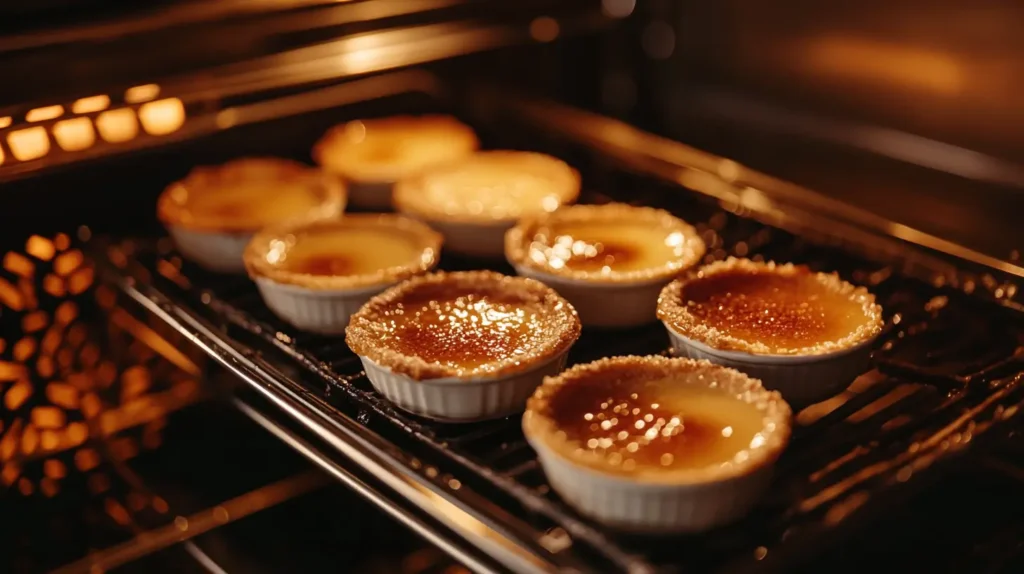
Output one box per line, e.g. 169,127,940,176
505,203,705,328
313,115,479,184
346,271,580,380
524,356,788,480
507,203,705,282
658,258,883,356
244,214,441,334
523,356,790,531
244,214,442,290
157,158,344,233
394,151,580,222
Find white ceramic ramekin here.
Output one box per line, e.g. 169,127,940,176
254,279,397,335
511,267,671,328
522,355,791,532
663,324,875,408
528,438,776,533
413,217,512,259
167,226,253,274
359,351,570,422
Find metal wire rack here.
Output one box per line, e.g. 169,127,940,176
86,83,1024,573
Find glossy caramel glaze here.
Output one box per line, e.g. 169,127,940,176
526,220,688,273
158,158,344,233
244,214,442,290
682,267,870,351
346,271,581,380
507,204,706,284
374,284,548,370
314,115,479,183
544,373,765,472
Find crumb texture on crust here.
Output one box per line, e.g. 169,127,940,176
657,258,884,356
393,151,580,223
346,270,581,380
313,115,479,183
157,157,345,233
505,203,705,284
523,355,791,484
244,214,443,290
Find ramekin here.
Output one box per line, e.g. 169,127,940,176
254,279,398,335
504,203,705,327
167,226,253,274
523,355,791,533
360,351,570,422
664,326,875,408
510,269,672,328
244,214,443,334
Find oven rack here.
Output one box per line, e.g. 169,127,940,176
94,157,1024,573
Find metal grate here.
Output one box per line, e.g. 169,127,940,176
99,154,1024,571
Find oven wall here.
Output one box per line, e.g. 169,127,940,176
675,0,1024,160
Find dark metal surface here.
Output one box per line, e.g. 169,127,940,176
89,85,1024,571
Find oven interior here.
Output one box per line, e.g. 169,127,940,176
1,6,1023,574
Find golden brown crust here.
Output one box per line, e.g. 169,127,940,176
657,258,884,356
393,151,581,224
156,157,345,233
522,355,791,484
312,115,479,183
243,214,443,291
346,270,581,380
505,203,706,285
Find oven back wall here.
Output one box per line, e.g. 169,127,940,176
675,0,1024,160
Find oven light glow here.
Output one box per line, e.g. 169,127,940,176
96,108,139,142
72,95,111,114
125,83,160,103
8,127,50,160
53,118,96,151
139,98,185,135
26,105,64,123
0,116,11,129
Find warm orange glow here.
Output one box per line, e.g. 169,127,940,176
96,108,139,142
53,117,96,151
139,98,185,135
13,338,35,361
54,233,71,251
72,95,111,114
81,392,102,418
26,105,64,122
0,278,24,310
55,300,78,324
26,235,56,261
44,459,66,479
8,127,50,161
0,116,11,129
40,477,59,497
43,274,65,297
801,36,963,96
75,448,100,471
32,406,65,429
4,380,32,409
125,83,160,103
21,425,39,456
68,266,94,294
67,421,88,445
530,17,560,42
1,463,20,486
0,360,28,382
54,249,84,276
3,252,35,278
0,147,5,166
22,310,48,333
40,430,59,450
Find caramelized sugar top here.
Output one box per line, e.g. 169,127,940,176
545,373,765,473
527,221,690,274
316,116,478,181
177,182,324,228
683,267,871,351
373,283,551,371
398,152,578,220
269,226,425,278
